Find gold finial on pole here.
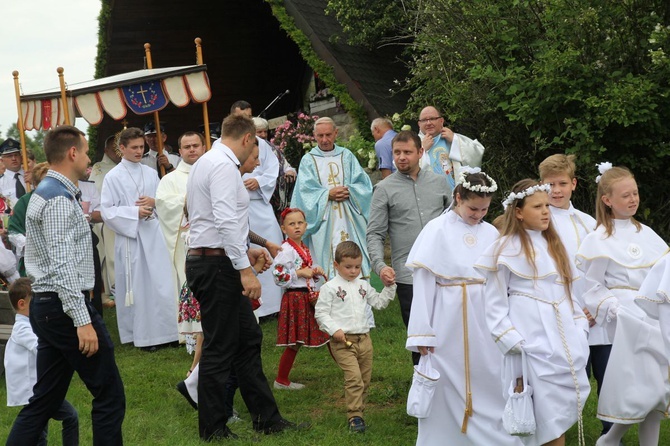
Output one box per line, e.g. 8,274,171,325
195,37,212,150
144,42,166,177
12,70,32,192
57,67,71,126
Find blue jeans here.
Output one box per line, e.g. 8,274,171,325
37,399,79,446
6,293,125,446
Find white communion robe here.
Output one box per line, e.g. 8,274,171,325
155,161,191,291
475,230,591,446
576,219,669,424
90,154,119,296
406,211,521,446
243,137,283,317
101,159,178,347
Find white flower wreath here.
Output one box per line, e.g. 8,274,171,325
457,166,498,193
502,184,552,210
595,162,613,184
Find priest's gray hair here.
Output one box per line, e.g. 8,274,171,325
253,117,269,130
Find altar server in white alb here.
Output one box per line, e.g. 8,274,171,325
101,127,179,351
156,131,207,298
576,164,669,446
474,179,591,446
406,168,521,446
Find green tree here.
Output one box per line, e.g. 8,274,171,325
328,0,670,237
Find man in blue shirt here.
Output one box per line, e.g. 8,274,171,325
371,117,397,179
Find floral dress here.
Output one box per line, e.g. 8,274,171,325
272,239,329,347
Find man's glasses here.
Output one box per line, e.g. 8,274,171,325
417,116,443,124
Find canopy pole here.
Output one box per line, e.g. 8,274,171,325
12,71,32,192
57,67,71,126
144,43,166,177
195,38,212,150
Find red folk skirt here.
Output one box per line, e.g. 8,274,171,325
276,288,329,347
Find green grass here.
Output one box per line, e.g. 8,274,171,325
0,274,664,444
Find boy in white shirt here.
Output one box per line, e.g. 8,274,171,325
4,278,79,445
314,241,396,433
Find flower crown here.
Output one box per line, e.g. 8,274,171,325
502,183,551,210
595,162,613,184
456,166,498,193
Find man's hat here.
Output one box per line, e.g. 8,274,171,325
143,121,166,135
199,122,221,140
0,138,21,155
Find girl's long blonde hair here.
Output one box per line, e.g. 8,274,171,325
497,179,574,304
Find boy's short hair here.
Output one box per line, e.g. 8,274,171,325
335,241,362,263
538,154,577,180
8,278,32,310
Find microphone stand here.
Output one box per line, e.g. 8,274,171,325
259,90,289,118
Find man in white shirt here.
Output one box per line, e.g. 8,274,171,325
186,114,307,441
140,122,181,179
0,138,27,208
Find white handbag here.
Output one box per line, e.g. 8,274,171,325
406,352,440,418
502,349,536,436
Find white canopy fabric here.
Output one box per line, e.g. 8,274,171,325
19,65,210,130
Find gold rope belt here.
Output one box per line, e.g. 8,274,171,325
437,280,484,433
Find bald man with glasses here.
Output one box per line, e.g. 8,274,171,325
417,106,486,189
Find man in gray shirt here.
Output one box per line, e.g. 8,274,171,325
366,130,451,364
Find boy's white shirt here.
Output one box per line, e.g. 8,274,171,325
314,274,396,336
4,314,38,406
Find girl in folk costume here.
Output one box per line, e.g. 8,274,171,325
575,164,669,446
271,208,330,390
474,179,591,446
406,168,521,446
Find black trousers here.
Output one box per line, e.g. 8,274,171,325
6,294,125,446
396,282,420,365
586,344,613,434
186,255,281,440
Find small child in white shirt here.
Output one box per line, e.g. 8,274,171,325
4,278,79,445
314,241,396,433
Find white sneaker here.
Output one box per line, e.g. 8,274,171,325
273,380,305,390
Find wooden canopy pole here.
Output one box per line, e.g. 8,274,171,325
57,67,71,125
144,43,166,177
195,37,212,150
11,71,32,192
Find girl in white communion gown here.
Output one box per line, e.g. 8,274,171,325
406,168,522,446
475,179,590,446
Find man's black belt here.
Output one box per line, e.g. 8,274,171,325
187,248,227,257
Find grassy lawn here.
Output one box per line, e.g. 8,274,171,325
1,273,664,444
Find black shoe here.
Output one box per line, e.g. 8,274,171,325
348,416,366,433
176,381,198,410
206,426,238,441
140,345,158,353
259,418,311,435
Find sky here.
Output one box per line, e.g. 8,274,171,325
0,0,101,138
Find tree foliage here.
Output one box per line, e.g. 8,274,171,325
328,0,670,237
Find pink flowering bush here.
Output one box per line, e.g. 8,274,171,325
271,112,319,169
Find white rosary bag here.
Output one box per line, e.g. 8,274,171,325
502,349,536,436
406,352,440,418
